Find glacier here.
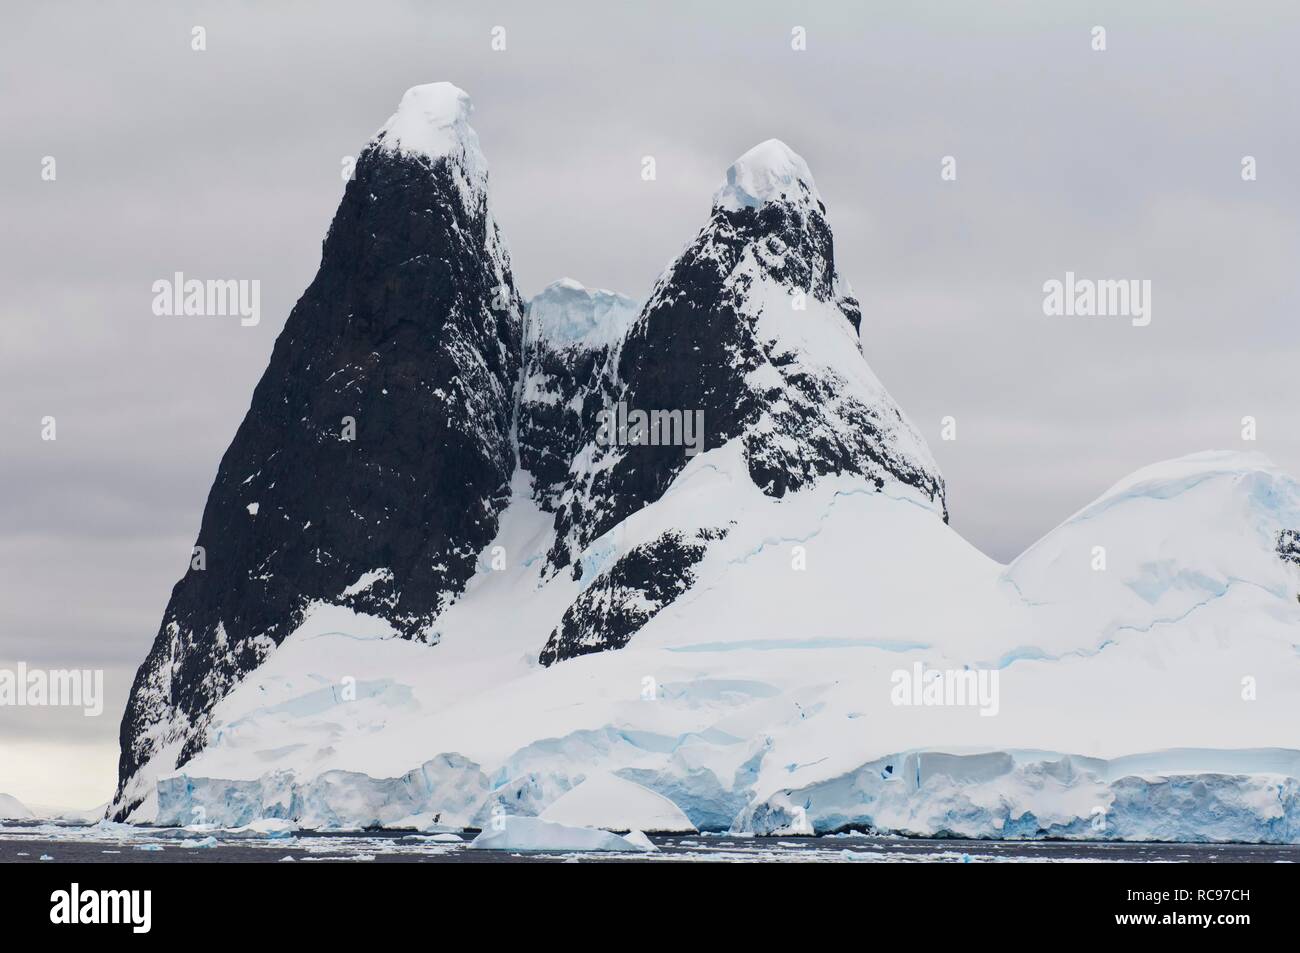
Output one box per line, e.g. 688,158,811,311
122,449,1300,842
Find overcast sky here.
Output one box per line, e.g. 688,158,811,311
2,1,1298,808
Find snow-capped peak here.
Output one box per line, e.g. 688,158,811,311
373,82,488,200
713,138,822,213
526,278,640,349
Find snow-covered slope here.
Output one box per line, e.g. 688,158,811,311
1002,450,1300,658
111,82,1300,842
126,449,1300,841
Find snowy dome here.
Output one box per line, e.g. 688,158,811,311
713,138,823,213
0,792,33,820
1003,449,1300,657
372,82,488,202
539,773,696,833
1089,449,1286,508
526,278,640,349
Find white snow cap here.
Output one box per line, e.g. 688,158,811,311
373,82,488,201
527,278,640,349
713,138,823,212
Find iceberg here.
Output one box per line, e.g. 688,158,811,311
0,793,33,820
540,772,696,833
469,816,655,853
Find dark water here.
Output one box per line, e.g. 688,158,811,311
3,826,1297,863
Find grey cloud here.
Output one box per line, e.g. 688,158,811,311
1,0,1298,804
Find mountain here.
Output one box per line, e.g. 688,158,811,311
113,83,524,818
537,138,944,663
545,139,944,577
111,83,1300,842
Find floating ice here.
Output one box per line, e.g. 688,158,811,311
540,772,696,833
469,815,654,853
0,793,33,820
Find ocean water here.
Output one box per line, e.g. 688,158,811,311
2,824,1296,863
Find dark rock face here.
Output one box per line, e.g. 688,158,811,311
538,530,717,666
518,340,614,508
113,141,522,816
1278,529,1300,603
1277,529,1300,566
545,176,946,578
516,284,637,511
